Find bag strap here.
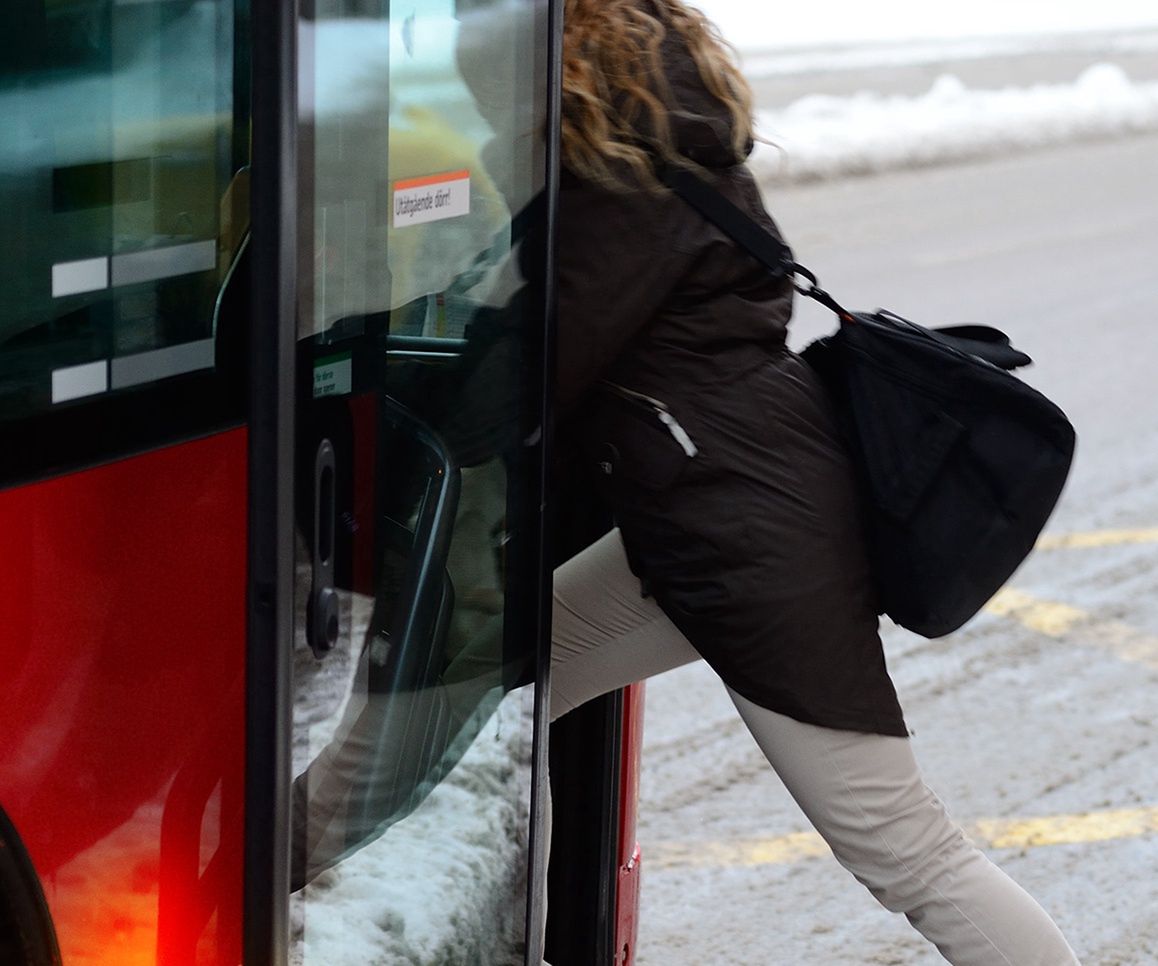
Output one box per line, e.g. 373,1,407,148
663,168,1036,370
662,167,794,279
662,167,854,321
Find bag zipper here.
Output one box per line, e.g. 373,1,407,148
601,381,699,458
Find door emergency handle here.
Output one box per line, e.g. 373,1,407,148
307,439,340,657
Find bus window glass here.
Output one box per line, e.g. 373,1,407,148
0,0,246,424
292,0,547,962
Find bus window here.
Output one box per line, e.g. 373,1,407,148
290,0,549,961
0,0,250,486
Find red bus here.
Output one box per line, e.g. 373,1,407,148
0,0,642,962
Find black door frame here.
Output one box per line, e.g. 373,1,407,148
245,0,298,958
244,0,564,962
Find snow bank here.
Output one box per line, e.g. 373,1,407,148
751,64,1158,185
692,0,1158,51
739,30,1158,78
291,547,535,966
291,689,533,966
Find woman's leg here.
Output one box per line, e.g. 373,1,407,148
542,529,700,964
551,528,699,721
727,688,1080,966
552,531,1077,963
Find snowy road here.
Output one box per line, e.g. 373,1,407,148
635,134,1158,965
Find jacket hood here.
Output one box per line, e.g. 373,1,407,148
660,31,751,169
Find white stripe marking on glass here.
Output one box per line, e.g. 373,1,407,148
52,257,109,298
110,240,217,287
52,361,109,403
111,339,216,390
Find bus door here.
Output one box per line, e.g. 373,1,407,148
0,0,642,962
280,0,555,962
0,0,251,962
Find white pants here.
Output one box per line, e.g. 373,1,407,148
551,530,1080,966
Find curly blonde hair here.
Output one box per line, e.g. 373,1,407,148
561,0,754,191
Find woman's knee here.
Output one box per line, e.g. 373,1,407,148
829,797,979,914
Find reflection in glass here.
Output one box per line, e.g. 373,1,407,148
0,0,245,420
292,0,547,962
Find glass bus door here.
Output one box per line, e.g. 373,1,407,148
285,0,554,962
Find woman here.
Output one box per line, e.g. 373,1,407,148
548,1,1080,962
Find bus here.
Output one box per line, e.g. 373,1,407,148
0,0,643,962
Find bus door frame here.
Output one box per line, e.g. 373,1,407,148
244,0,298,959
242,0,564,961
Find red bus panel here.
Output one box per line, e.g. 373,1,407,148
0,430,248,965
615,682,646,966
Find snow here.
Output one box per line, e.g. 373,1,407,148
738,32,1158,79
749,63,1158,184
681,0,1158,187
290,524,534,965
689,0,1158,50
291,687,533,966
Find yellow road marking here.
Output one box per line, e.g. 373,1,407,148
649,832,831,870
984,587,1087,636
988,525,1158,651
648,531,1158,876
649,806,1158,871
982,588,1158,671
1037,528,1158,551
974,807,1158,849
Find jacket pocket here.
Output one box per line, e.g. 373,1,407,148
585,383,699,491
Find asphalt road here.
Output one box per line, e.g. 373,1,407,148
635,133,1158,965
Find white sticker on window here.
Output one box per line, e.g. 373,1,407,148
392,169,471,228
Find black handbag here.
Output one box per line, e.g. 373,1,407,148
665,168,1076,638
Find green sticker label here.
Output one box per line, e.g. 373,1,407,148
313,351,352,398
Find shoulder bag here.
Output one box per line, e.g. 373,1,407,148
664,168,1076,638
